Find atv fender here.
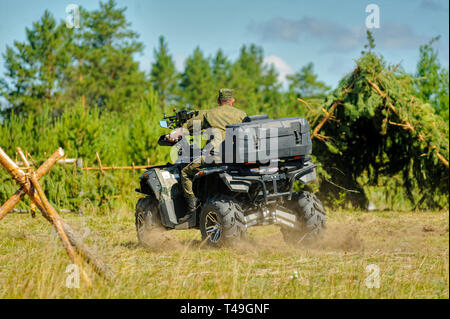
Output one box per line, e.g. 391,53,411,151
139,168,180,228
193,166,251,193
219,173,252,193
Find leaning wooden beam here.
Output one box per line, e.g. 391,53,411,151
311,80,355,140
312,101,339,139
0,148,64,220
60,220,114,279
16,148,91,286
96,152,104,173
0,189,26,221
15,158,79,166
0,147,114,280
0,147,26,182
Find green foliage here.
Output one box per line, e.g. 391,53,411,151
0,89,170,212
287,62,330,98
150,36,179,109
180,47,215,108
1,0,146,116
361,30,376,55
212,49,232,88
415,36,449,122
0,11,71,116
66,0,146,112
314,52,449,209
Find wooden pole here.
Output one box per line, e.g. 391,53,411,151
0,189,26,220
0,148,64,220
82,165,151,171
16,148,91,286
0,147,114,280
96,152,104,173
30,201,36,218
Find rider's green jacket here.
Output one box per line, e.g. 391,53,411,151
182,104,247,153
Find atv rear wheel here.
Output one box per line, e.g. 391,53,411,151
281,191,326,245
199,196,246,247
135,196,162,246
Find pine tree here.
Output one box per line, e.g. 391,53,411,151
361,29,376,55
1,0,147,116
66,0,146,112
212,49,231,88
180,47,214,108
415,36,449,121
287,62,330,98
229,44,265,111
150,36,178,109
312,52,448,209
0,10,71,117
229,44,283,113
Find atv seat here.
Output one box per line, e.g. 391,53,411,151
243,114,269,122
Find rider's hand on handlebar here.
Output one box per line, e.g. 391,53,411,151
165,134,174,143
165,128,183,143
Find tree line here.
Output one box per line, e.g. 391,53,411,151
0,0,448,210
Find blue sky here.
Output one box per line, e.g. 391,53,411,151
0,0,448,88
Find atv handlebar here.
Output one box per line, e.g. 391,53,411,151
161,109,199,129
158,134,175,146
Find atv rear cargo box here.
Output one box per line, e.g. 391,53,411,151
222,117,312,163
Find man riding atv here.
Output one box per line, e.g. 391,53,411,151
165,88,246,222
135,93,326,247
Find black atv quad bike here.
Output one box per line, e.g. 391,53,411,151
135,110,326,247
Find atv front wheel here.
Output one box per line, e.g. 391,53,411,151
199,196,246,247
135,196,162,246
281,191,326,245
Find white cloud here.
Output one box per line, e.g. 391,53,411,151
250,16,430,52
264,55,294,86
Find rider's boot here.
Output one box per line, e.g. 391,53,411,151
178,195,198,223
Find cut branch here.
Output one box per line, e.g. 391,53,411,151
312,79,355,140
367,79,448,169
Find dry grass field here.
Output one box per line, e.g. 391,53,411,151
0,208,448,298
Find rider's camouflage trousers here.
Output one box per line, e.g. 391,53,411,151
181,155,221,197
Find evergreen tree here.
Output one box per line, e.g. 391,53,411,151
229,44,266,111
229,44,283,113
0,10,71,117
260,65,283,115
287,62,330,98
361,29,376,55
180,47,214,108
1,0,147,116
415,36,449,121
150,36,178,109
211,49,232,87
68,0,146,112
